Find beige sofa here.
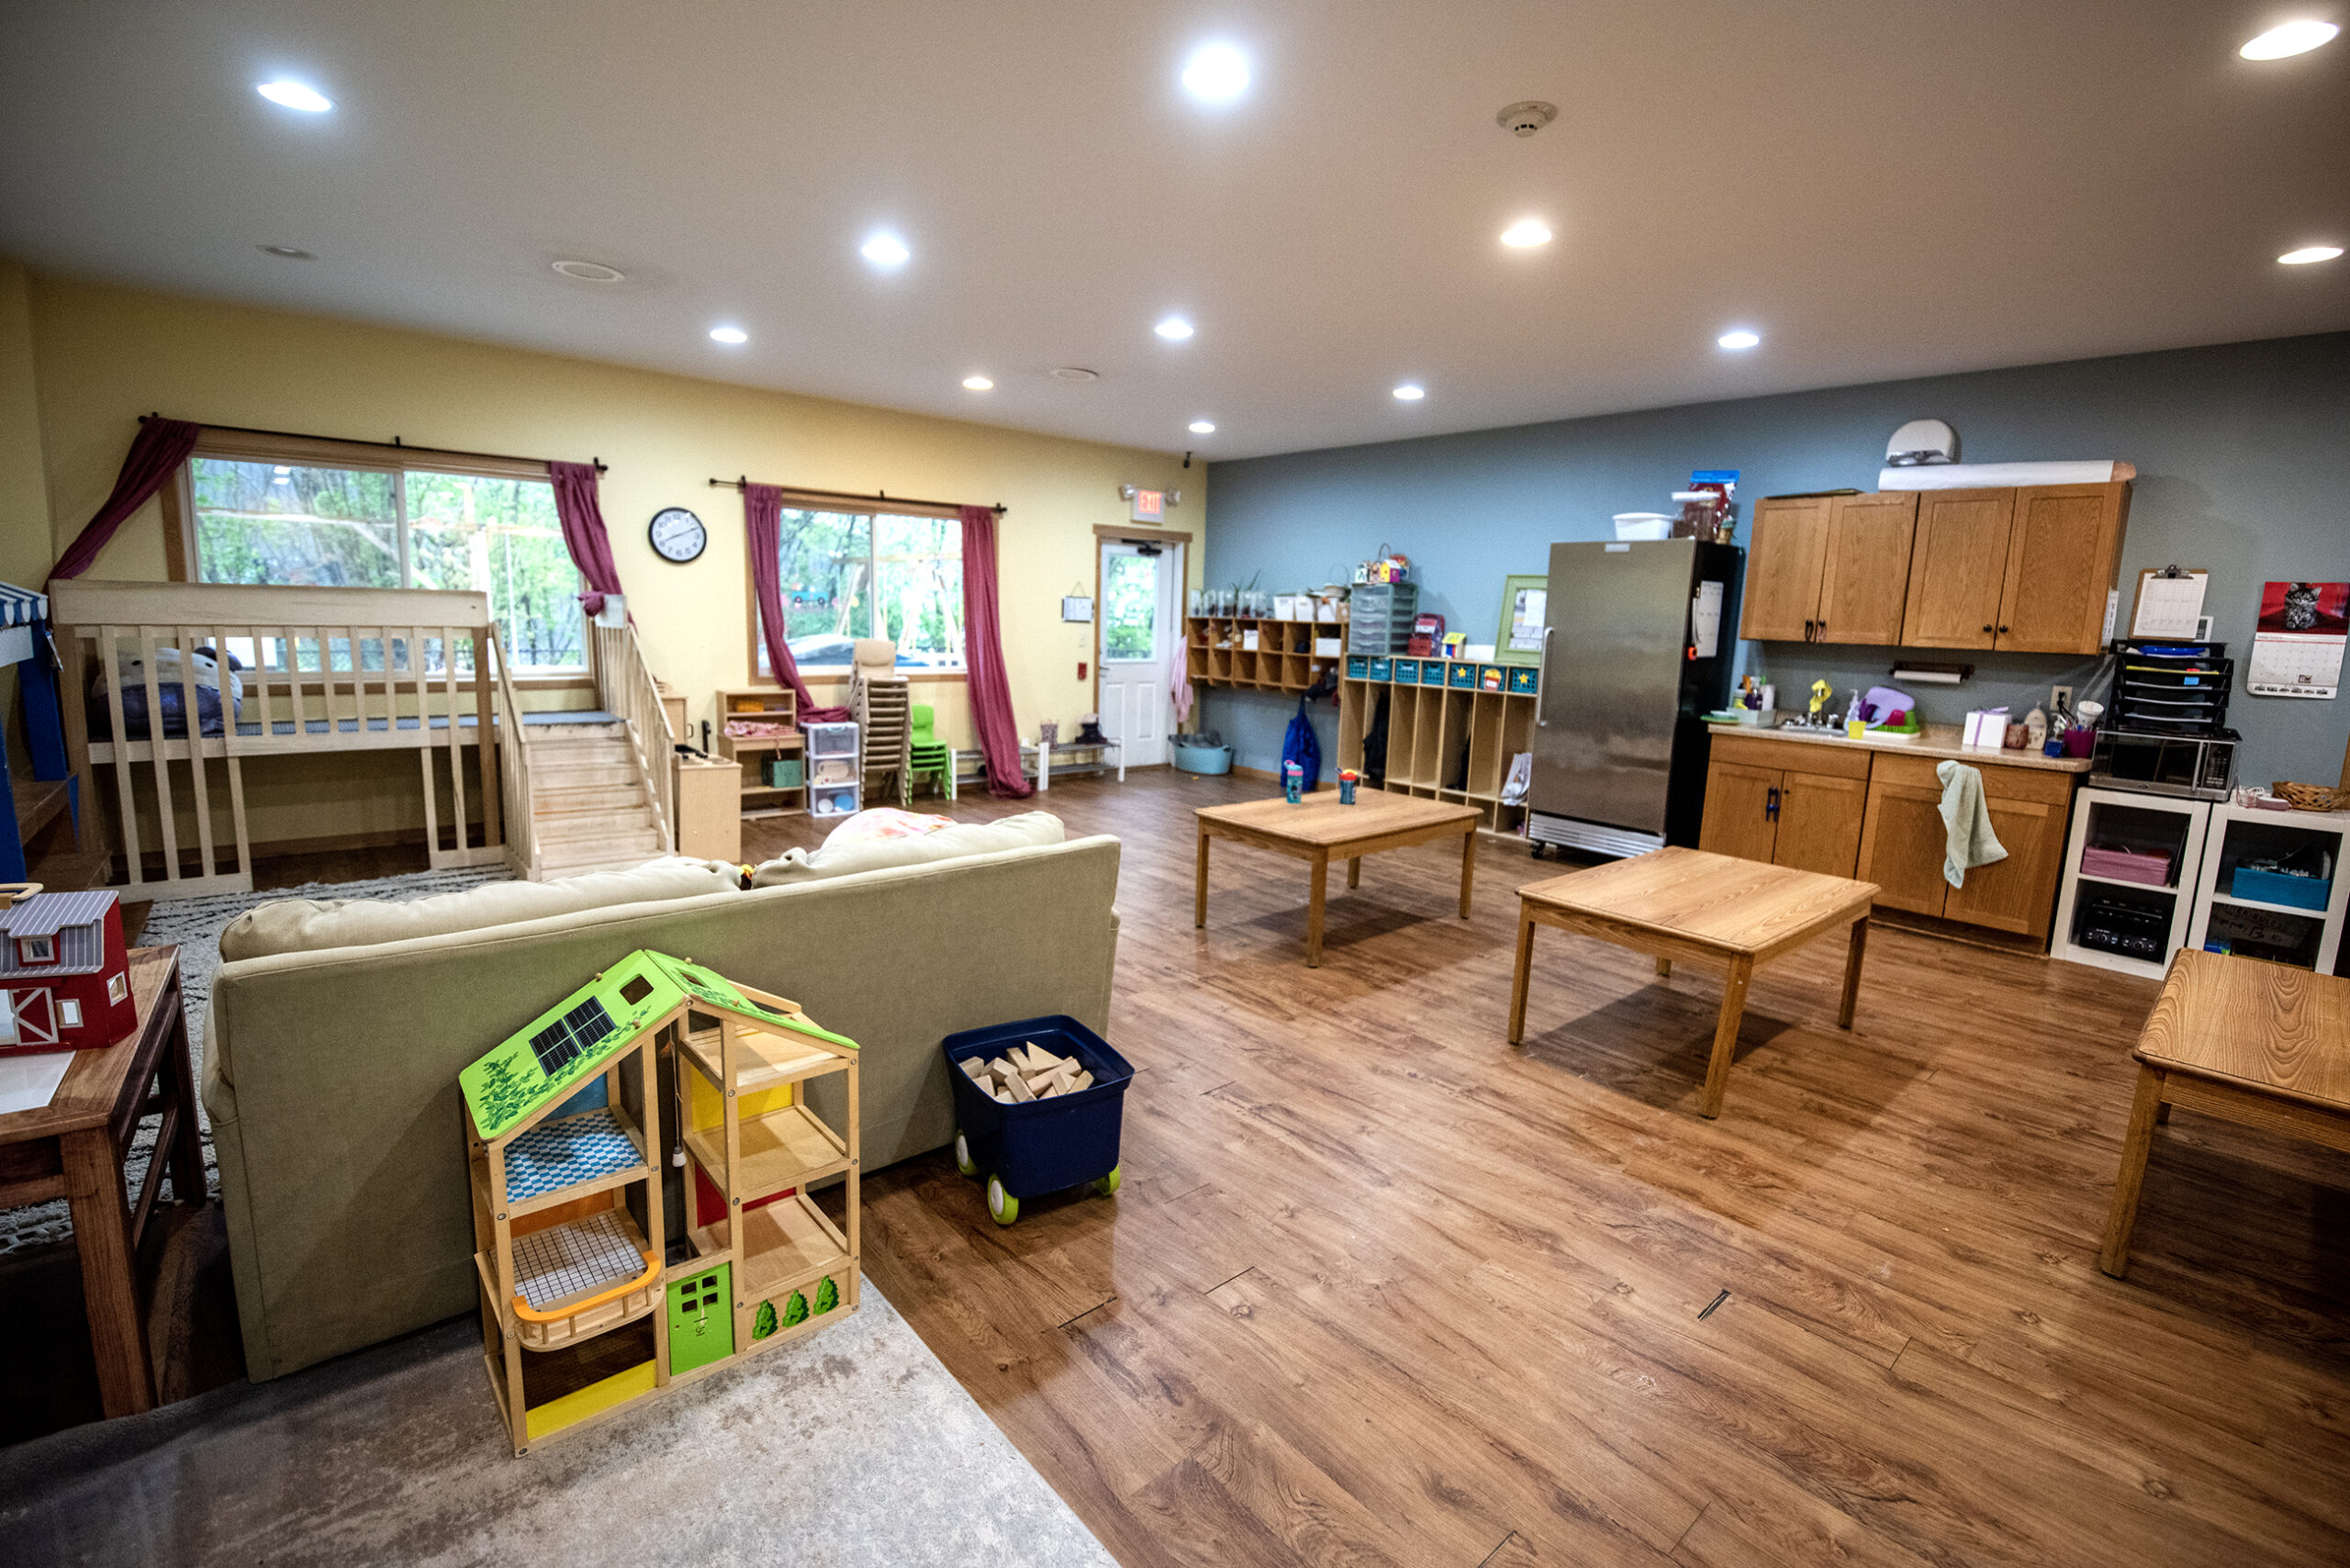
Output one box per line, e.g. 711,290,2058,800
203,828,1121,1381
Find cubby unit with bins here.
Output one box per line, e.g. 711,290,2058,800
1335,660,1537,839
1185,615,1346,693
2186,802,2350,972
717,686,806,819
458,951,860,1455
2052,787,2216,979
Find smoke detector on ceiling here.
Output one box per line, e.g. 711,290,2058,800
1496,101,1557,137
552,259,627,284
1051,366,1101,382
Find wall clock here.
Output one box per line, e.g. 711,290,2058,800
648,506,707,564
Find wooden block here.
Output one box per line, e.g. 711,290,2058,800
1024,1070,1061,1097
1070,1069,1093,1092
1004,1073,1035,1103
960,1058,989,1082
992,1088,1014,1103
987,1057,1017,1082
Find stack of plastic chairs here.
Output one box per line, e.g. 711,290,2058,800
908,703,956,801
848,639,912,807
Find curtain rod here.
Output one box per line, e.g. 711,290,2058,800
144,412,606,474
708,476,1004,515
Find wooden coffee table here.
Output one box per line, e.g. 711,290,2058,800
1194,792,1480,966
1508,847,1877,1118
0,946,201,1416
2099,949,2350,1279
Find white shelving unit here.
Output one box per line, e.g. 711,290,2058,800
2052,786,2215,979
2185,802,2350,973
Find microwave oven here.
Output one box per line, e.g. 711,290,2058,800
2088,726,2239,801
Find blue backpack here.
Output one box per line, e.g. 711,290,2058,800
1281,698,1322,792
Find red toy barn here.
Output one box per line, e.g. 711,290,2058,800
0,890,136,1055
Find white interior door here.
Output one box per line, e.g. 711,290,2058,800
1099,540,1180,767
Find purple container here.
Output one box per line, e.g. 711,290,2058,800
2062,727,2095,758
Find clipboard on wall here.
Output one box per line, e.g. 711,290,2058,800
2130,566,2209,640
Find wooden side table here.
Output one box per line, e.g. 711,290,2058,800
0,946,202,1416
1509,847,1877,1118
1194,793,1480,967
2099,950,2350,1279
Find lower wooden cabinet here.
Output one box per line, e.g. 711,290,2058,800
1699,735,1870,878
1699,734,2077,946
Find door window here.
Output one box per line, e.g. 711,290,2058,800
1103,552,1160,661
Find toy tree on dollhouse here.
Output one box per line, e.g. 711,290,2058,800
461,950,861,1455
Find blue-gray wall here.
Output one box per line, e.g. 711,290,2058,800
1202,332,2350,790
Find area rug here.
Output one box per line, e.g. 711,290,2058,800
0,867,514,1256
0,1284,1118,1568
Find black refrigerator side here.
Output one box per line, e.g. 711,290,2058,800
1663,542,1743,845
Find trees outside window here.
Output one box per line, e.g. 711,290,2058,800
757,508,964,674
192,457,583,671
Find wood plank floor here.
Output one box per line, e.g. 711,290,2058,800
749,770,2350,1568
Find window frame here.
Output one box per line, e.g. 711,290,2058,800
164,429,592,686
17,935,54,966
741,490,969,688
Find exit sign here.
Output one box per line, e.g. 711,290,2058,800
1129,488,1164,522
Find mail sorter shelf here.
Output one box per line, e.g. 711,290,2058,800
1186,616,1345,692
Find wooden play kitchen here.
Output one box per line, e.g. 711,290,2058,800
1193,792,1479,967
462,951,859,1454
2099,950,2350,1280
1508,846,1877,1119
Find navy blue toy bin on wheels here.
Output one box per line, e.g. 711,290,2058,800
943,1014,1134,1226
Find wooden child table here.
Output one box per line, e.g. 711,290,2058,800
1193,793,1480,967
1508,847,1877,1118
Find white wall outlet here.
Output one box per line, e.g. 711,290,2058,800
2051,685,2073,713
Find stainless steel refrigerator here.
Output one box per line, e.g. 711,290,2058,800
1528,539,1743,859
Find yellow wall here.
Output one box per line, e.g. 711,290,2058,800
0,261,55,754
15,271,1203,847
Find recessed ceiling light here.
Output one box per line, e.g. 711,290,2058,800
1051,366,1100,382
709,326,748,345
1718,330,1762,351
1500,219,1552,248
1392,384,1426,401
552,259,625,284
1189,420,1216,434
256,80,332,112
2241,20,2338,59
962,375,994,390
860,232,911,269
257,244,315,260
1181,42,1250,104
1155,317,1194,341
2278,244,2344,264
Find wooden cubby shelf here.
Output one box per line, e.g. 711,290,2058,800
1337,668,1538,841
717,685,807,818
1185,615,1346,693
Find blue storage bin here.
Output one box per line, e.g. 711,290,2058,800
1392,658,1420,684
2231,867,2331,911
1507,666,1539,695
1419,660,1448,686
943,1015,1135,1212
1447,661,1476,689
1368,657,1392,681
1346,655,1369,679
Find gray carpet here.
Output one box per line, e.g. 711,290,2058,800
0,867,514,1256
0,1283,1118,1568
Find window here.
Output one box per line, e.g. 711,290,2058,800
108,971,128,1004
57,998,82,1029
17,935,53,965
756,509,964,676
1102,552,1158,660
190,456,584,672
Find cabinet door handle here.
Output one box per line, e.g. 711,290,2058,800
1998,624,2010,634
1765,786,1780,822
1803,619,1815,642
1981,623,1993,633
1534,626,1553,727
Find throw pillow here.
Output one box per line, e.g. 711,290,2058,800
749,811,1065,886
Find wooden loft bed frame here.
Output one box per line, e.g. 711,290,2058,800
50,578,515,898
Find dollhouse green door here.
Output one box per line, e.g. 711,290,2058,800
666,1264,733,1374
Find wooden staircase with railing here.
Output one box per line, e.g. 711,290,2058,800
527,720,669,877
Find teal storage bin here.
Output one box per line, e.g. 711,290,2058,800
1346,655,1369,679
1368,657,1392,681
1420,660,1448,686
1478,664,1505,691
2231,867,2331,911
1447,661,1476,689
1392,658,1420,684
1507,666,1539,695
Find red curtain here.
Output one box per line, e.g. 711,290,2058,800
548,461,625,616
48,417,202,585
744,483,849,723
960,504,1032,799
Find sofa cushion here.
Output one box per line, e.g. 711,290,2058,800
751,811,1065,885
218,857,744,960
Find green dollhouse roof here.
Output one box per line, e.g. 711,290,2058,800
460,950,856,1141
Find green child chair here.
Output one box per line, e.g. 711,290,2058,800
909,704,956,801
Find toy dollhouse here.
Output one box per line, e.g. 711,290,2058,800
0,885,135,1055
461,949,860,1454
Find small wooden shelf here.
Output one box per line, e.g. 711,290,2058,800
682,1103,852,1201
691,1191,852,1296
677,1022,851,1094
716,686,807,819
1184,615,1346,694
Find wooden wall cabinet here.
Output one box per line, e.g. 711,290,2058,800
1698,733,2078,946
1746,479,2129,657
1698,734,1871,878
1739,492,1917,645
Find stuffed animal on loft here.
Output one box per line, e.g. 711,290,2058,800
85,643,243,741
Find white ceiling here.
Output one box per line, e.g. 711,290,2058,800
2,1,2344,460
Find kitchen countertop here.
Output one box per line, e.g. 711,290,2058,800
1707,720,2094,774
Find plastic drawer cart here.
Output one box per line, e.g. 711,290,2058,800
942,1014,1134,1226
